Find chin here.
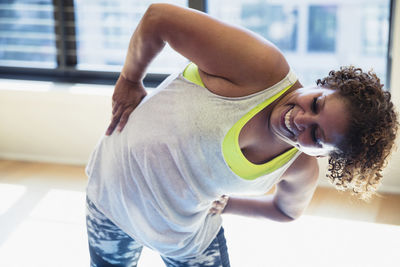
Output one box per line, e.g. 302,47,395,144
301,151,320,157
300,149,329,158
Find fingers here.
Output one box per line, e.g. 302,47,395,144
106,105,135,136
117,106,134,132
209,195,229,215
112,102,119,115
106,105,124,136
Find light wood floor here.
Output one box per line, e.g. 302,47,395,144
1,159,399,267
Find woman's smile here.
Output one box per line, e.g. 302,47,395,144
283,106,295,136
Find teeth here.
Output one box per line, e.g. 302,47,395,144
285,108,294,134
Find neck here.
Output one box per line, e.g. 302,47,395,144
239,106,293,164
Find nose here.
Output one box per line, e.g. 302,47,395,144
293,112,314,133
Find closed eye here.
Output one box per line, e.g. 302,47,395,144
311,125,323,147
311,125,319,145
311,98,321,146
310,95,325,147
311,97,318,113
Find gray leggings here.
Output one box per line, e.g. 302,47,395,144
86,197,231,267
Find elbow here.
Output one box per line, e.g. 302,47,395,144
138,4,167,46
146,3,161,16
143,4,173,41
272,200,302,222
285,212,302,221
280,206,305,222
143,4,162,26
285,206,307,221
142,4,172,32
279,211,298,223
145,3,172,25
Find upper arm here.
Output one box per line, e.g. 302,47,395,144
149,4,289,93
273,153,319,220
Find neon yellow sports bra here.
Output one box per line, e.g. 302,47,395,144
183,63,298,180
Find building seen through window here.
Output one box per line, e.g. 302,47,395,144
209,0,391,87
0,0,392,87
240,3,298,51
308,5,337,52
74,0,187,73
0,0,56,68
363,5,389,56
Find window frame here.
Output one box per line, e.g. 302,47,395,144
0,0,206,86
0,0,394,89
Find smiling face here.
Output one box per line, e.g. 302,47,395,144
269,86,350,157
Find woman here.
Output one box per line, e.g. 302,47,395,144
86,4,398,267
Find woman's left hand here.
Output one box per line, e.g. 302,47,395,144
209,195,229,215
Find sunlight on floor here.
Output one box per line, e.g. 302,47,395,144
30,189,85,223
223,214,400,267
0,183,26,215
0,185,164,267
0,187,89,267
0,180,399,267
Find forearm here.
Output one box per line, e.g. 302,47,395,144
223,195,295,222
121,4,166,82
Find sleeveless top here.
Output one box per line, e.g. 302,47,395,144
86,64,300,259
183,63,299,180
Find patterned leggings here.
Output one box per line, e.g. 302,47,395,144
86,197,231,267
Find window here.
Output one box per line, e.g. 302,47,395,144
307,5,337,52
0,0,56,68
0,0,393,88
240,3,298,51
208,0,391,87
74,0,187,73
362,5,389,56
0,0,189,84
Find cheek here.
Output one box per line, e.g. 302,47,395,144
297,132,312,146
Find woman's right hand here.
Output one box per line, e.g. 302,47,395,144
209,195,229,215
106,75,147,136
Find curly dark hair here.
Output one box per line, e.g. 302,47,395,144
316,66,398,200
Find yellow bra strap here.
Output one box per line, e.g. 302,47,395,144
222,82,298,180
183,63,205,88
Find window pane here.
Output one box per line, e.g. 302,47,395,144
308,5,337,52
74,0,188,73
208,0,390,87
0,0,56,68
363,5,389,56
240,3,298,51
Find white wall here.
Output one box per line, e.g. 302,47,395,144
0,80,112,165
0,1,399,193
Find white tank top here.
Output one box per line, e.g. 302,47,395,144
86,68,300,259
